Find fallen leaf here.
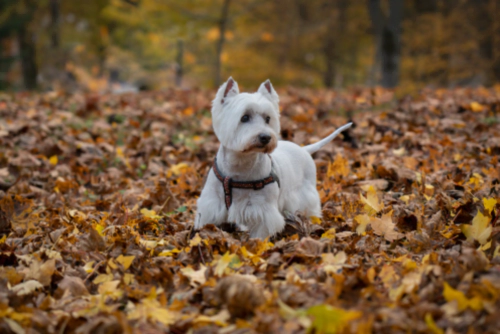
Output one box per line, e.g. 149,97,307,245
180,265,207,287
116,255,135,270
370,211,401,241
306,304,362,334
49,155,58,165
140,208,162,221
470,101,485,112
461,211,491,245
443,282,482,312
425,313,444,334
355,214,370,235
11,280,43,296
214,252,240,277
483,197,496,215
360,185,384,214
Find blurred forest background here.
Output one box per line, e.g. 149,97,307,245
0,0,499,92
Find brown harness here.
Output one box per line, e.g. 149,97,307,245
212,157,280,210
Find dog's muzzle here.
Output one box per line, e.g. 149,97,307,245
258,133,271,145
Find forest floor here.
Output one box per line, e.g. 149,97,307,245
0,86,499,333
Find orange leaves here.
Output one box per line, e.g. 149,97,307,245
327,153,350,180
469,101,486,112
2,88,500,333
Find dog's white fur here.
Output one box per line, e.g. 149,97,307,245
194,77,352,239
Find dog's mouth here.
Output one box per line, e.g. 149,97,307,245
243,142,277,154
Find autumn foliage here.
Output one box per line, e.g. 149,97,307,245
0,86,500,333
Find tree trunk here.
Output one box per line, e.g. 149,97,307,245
0,38,12,90
18,25,38,90
322,0,347,88
175,39,184,87
367,0,383,86
368,0,404,88
382,0,403,87
492,0,500,82
214,0,231,88
49,0,60,49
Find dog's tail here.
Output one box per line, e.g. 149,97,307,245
303,122,353,155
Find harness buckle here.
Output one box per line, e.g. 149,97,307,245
253,182,264,190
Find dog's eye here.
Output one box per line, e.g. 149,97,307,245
241,115,250,123
265,116,271,124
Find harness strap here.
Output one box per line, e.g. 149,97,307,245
212,156,280,210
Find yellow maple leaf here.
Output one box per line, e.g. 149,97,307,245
180,265,207,287
327,153,350,179
98,280,122,299
193,310,230,327
470,101,485,112
140,208,162,221
124,273,135,285
128,298,177,325
443,282,482,311
116,255,135,270
321,228,336,239
355,214,371,235
483,197,497,215
322,251,347,274
49,155,58,165
306,304,362,334
214,252,240,276
158,248,181,257
425,313,444,334
189,233,203,247
116,147,125,158
93,273,113,284
310,216,321,225
253,239,274,256
167,162,189,177
94,223,105,236
468,173,483,189
461,211,492,245
240,246,262,265
360,185,384,214
83,261,95,273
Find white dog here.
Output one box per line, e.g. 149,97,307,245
194,77,352,239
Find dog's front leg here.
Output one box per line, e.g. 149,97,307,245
194,193,227,230
246,205,285,239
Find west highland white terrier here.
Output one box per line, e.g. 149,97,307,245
194,77,352,239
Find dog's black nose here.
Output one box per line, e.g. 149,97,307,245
259,134,271,145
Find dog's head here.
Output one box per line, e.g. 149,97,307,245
211,77,280,154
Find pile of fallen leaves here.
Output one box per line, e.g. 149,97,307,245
0,86,499,333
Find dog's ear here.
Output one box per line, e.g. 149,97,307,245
215,77,240,106
258,79,279,105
